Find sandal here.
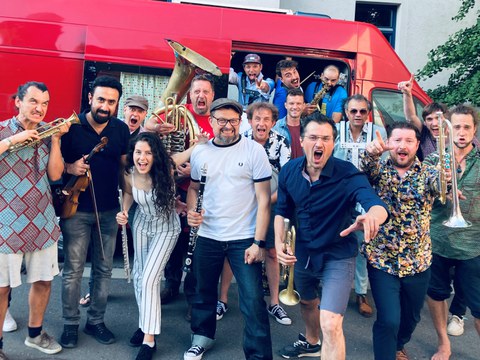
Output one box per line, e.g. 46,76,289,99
79,293,91,307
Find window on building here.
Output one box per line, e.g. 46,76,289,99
355,3,397,47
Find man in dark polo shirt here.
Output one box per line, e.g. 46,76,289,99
59,76,130,349
275,112,388,359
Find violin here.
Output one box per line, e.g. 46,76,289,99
55,137,108,219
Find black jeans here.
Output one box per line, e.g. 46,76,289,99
368,265,431,360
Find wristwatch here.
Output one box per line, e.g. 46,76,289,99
252,239,266,248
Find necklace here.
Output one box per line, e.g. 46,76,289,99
455,154,468,174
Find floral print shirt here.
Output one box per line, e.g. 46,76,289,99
360,152,440,277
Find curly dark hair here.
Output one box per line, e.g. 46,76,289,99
126,132,176,217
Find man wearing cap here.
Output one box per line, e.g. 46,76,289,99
229,53,274,108
184,98,272,360
123,95,148,137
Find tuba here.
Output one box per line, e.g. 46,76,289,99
279,218,300,306
149,39,222,153
436,112,471,228
8,112,80,152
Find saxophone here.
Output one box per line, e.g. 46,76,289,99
310,79,330,112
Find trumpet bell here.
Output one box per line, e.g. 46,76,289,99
279,288,300,306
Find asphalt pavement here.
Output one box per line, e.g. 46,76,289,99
3,261,478,360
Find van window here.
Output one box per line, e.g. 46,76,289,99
372,89,425,132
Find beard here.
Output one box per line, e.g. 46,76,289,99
92,109,112,124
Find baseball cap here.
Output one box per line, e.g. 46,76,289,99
210,98,243,115
243,53,262,65
125,95,148,111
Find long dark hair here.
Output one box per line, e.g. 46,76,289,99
126,132,176,216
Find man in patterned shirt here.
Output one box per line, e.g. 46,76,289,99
0,81,70,359
216,102,292,325
361,122,442,360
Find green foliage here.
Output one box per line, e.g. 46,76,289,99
417,0,480,106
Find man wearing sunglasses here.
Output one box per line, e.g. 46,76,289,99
334,94,386,318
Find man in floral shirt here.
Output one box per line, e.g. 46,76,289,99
361,121,441,360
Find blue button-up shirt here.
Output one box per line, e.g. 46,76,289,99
276,155,387,271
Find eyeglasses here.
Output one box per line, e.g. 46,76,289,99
304,135,333,143
211,115,241,126
349,109,368,115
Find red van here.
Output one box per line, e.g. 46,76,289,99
0,0,430,126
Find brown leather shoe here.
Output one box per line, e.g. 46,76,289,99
356,294,373,317
396,348,409,360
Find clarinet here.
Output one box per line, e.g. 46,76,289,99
118,189,131,283
183,163,208,273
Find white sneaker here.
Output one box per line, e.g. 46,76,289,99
184,345,206,360
3,309,17,332
447,315,464,336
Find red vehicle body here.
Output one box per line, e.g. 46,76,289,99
0,0,430,125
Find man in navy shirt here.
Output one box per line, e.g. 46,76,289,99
275,112,388,360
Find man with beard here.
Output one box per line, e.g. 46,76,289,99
276,112,387,360
229,53,274,108
0,81,70,359
272,59,302,119
123,95,148,137
334,94,387,318
361,122,442,360
424,105,480,360
304,65,347,123
59,76,130,349
184,98,272,360
145,74,215,317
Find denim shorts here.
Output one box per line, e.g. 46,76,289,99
295,257,355,315
428,253,480,319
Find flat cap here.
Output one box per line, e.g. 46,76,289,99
125,95,148,111
210,98,243,115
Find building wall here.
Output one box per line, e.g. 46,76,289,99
192,0,478,91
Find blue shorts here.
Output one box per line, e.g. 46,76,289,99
295,257,355,315
427,254,480,319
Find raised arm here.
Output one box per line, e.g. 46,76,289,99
398,74,423,132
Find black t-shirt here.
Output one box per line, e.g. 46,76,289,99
61,111,130,212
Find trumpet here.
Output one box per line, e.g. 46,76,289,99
279,218,300,306
8,112,80,152
436,112,471,228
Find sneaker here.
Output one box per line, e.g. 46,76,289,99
24,330,62,355
0,349,10,360
279,333,321,359
216,300,228,321
184,345,206,360
129,328,144,347
84,322,115,344
268,304,292,325
135,343,156,360
60,324,79,348
2,309,17,332
447,315,465,336
160,287,179,304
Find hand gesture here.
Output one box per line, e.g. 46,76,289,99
116,210,128,226
397,74,414,95
255,77,270,92
366,130,391,156
339,212,381,242
190,132,209,146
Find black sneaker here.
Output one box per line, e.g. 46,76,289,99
279,333,321,358
216,300,228,320
135,344,156,360
184,345,206,360
60,324,79,348
129,328,144,347
84,322,115,345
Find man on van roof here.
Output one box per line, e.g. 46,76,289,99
229,53,274,108
273,59,302,119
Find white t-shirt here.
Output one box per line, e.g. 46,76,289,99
190,135,271,241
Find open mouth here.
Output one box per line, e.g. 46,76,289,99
256,128,267,135
397,151,408,161
130,117,138,125
136,162,148,171
197,99,206,107
314,149,323,162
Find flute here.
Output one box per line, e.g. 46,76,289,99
118,189,131,283
183,163,207,273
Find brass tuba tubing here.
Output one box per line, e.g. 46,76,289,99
279,218,301,306
8,111,80,152
436,112,471,228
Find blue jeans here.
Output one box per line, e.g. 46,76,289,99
61,209,118,325
190,236,272,360
368,265,431,360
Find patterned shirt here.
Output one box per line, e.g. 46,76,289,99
360,152,440,277
0,117,61,254
424,145,480,260
244,129,291,173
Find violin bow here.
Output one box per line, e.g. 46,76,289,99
87,170,106,260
